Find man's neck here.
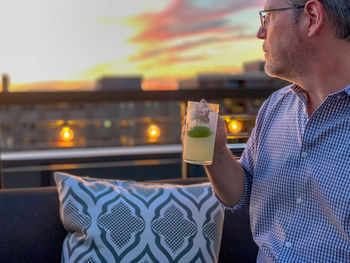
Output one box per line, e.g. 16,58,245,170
295,44,350,116
299,75,350,117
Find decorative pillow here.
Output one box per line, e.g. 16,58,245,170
54,172,224,263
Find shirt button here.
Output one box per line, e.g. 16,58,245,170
296,197,303,204
285,241,292,248
303,107,307,113
301,151,308,158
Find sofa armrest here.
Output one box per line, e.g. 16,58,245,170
220,207,258,262
0,187,66,263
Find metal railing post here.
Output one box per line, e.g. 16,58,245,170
180,101,189,179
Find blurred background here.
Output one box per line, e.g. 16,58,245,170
0,0,289,188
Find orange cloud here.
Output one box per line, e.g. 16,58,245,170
10,81,94,92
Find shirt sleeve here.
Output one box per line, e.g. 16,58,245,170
216,96,272,211
215,131,255,212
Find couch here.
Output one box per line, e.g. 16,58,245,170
0,177,258,263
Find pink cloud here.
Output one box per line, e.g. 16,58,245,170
130,0,264,42
129,31,257,62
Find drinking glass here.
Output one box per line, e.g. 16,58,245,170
183,100,219,165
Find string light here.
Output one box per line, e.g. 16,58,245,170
60,126,74,142
228,120,243,134
147,124,160,140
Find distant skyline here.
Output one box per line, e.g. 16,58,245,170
0,0,265,91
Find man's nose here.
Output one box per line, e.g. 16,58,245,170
257,26,266,39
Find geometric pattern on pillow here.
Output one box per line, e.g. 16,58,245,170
54,172,224,263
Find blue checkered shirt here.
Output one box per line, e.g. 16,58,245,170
234,84,350,262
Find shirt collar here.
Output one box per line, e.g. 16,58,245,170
279,84,297,95
280,83,350,97
279,84,304,95
344,84,350,96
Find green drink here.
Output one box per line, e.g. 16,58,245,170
183,100,219,165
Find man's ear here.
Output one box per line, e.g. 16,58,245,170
304,0,325,37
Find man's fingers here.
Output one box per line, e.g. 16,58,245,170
181,125,185,141
181,115,187,141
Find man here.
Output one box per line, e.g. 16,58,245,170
205,0,350,261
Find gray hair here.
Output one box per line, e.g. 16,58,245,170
287,0,350,40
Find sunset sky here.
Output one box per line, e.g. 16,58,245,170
0,0,265,91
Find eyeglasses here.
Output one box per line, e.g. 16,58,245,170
259,6,305,30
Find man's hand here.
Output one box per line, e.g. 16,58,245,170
213,116,228,155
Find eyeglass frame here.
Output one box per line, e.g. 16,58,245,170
259,6,305,30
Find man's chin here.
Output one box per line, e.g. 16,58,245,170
264,62,275,77
266,67,295,83
265,70,276,78
265,63,288,80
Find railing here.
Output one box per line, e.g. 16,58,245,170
0,88,278,104
0,144,246,188
0,87,279,188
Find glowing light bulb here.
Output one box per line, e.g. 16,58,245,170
228,120,243,134
147,124,160,140
60,126,74,142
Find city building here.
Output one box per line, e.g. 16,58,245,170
0,99,181,151
178,60,289,90
1,73,10,93
243,60,266,72
95,76,143,91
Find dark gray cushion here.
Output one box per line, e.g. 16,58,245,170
220,208,258,262
0,187,66,263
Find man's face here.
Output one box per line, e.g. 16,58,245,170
259,0,310,81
